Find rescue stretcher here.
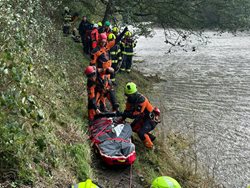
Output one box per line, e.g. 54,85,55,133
89,114,136,166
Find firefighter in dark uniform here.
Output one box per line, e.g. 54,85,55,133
78,16,91,54
107,33,122,85
63,7,72,35
121,31,136,73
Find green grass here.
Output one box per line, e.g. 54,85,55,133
0,34,94,187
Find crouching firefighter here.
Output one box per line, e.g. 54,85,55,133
119,82,161,149
84,66,101,121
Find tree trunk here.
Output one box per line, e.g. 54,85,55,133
102,0,113,24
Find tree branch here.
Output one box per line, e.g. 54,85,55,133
115,9,152,17
99,0,109,6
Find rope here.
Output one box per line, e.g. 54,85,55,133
115,59,123,73
129,164,133,188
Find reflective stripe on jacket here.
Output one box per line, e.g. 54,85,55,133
64,14,72,26
109,43,122,64
121,38,136,56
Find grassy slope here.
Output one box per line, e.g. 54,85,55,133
0,34,94,187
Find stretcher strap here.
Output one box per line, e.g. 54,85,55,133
106,137,130,143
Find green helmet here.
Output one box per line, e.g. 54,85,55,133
124,82,137,95
104,21,110,27
151,176,181,188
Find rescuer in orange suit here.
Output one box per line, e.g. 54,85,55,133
89,27,128,112
119,82,161,149
84,66,101,121
90,26,128,73
90,23,99,50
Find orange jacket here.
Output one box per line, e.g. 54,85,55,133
90,40,115,69
125,93,154,118
91,28,99,42
87,79,97,110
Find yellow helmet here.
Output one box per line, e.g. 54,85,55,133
71,179,98,188
112,27,119,33
108,33,116,41
124,82,137,95
125,31,132,37
97,22,102,27
151,176,181,188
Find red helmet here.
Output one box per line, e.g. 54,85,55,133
84,66,96,77
153,107,160,116
100,33,107,42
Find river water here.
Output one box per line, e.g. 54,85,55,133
134,29,250,188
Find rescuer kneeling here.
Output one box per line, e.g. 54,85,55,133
119,82,161,149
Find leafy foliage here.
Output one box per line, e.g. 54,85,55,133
0,0,93,187
96,0,250,30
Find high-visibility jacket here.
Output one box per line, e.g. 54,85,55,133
63,13,72,26
124,93,154,118
109,42,122,64
121,38,136,56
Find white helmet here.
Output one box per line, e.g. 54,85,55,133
93,24,98,28
64,7,69,12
